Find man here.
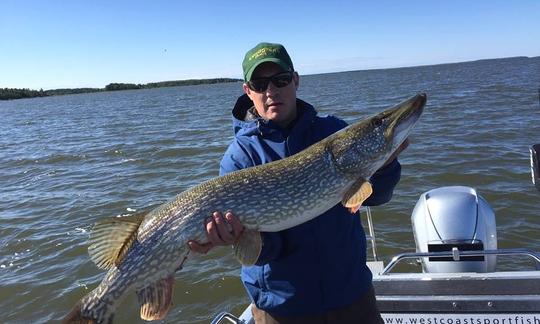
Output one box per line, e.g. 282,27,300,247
189,42,406,323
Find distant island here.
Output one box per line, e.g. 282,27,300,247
0,78,242,100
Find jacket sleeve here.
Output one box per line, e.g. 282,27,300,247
219,141,284,265
364,158,401,206
220,141,254,175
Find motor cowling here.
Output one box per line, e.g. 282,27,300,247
412,186,497,273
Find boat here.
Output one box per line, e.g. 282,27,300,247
210,149,540,323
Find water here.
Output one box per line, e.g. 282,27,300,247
1,57,539,323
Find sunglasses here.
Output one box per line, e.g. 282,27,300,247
247,71,294,92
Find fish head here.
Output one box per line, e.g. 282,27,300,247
328,93,426,178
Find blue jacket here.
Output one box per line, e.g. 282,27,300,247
220,94,401,316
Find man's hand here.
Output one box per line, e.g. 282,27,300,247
188,211,244,254
382,138,410,168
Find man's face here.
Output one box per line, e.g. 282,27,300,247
243,62,299,128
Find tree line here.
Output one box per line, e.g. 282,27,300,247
105,78,241,91
0,88,47,100
0,87,105,100
1,78,241,100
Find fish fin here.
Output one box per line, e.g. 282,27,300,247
349,205,361,214
341,179,373,213
233,228,262,266
88,213,146,270
137,276,175,321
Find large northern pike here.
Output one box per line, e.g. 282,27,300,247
63,93,426,323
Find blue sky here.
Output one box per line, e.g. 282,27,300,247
1,0,539,90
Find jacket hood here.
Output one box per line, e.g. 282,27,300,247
230,94,317,139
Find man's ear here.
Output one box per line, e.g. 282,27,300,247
293,72,299,90
243,83,252,98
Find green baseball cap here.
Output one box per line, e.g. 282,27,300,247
242,42,294,81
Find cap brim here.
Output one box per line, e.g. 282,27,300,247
244,58,292,81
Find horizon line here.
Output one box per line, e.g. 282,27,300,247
2,55,538,91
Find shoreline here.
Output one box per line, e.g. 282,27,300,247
0,78,242,101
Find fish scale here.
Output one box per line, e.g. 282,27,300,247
63,93,426,323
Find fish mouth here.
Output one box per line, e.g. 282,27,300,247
391,93,427,150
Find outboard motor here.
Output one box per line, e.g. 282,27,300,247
412,186,497,273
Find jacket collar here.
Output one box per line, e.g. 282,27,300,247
231,94,317,140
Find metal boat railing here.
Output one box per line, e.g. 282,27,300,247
380,248,540,275
210,311,245,324
362,207,378,261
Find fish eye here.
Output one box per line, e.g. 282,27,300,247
372,118,383,127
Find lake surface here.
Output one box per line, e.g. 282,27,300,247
1,56,539,323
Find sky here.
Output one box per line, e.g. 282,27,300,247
1,0,539,90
